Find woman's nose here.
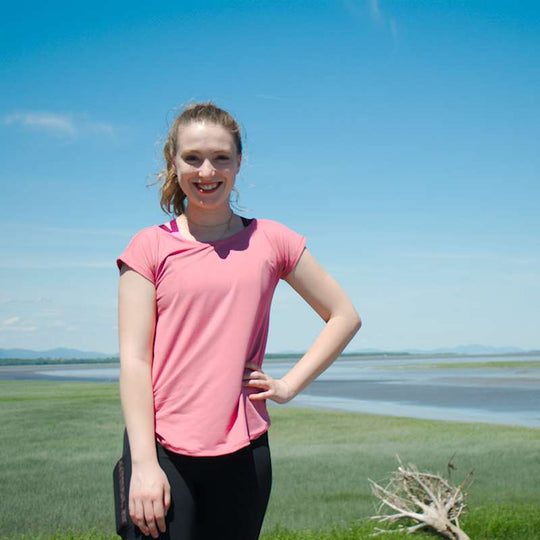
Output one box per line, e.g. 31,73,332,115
198,159,216,178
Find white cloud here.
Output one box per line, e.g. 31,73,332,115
2,325,38,333
46,320,76,331
4,112,76,135
0,222,131,237
370,0,381,20
0,316,37,333
88,121,115,136
2,316,21,326
403,251,537,265
0,260,113,269
342,1,398,44
3,111,116,137
389,17,398,43
256,94,288,102
40,225,130,236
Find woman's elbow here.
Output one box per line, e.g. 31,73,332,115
350,309,362,335
338,303,361,337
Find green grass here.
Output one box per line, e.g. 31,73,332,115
1,381,539,539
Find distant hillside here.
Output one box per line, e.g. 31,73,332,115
404,345,526,355
0,347,116,360
0,344,535,362
275,345,532,356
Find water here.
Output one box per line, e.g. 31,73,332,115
2,354,539,428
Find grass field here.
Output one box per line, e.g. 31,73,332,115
1,380,539,539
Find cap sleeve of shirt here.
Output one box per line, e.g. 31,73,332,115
116,227,158,285
269,221,307,279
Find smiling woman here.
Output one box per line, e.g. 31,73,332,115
115,102,361,540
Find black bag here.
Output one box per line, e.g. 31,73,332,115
113,455,130,535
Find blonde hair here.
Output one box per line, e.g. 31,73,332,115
156,102,243,216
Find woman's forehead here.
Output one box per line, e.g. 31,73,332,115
176,121,235,150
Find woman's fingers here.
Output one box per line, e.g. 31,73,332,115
243,363,292,403
249,388,273,400
163,484,171,511
143,498,159,538
243,363,262,378
130,497,149,536
153,499,167,535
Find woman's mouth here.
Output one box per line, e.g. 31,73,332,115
194,182,222,194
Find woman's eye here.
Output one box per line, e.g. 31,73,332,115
217,155,230,161
184,155,198,163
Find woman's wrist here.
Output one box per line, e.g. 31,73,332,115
280,377,296,401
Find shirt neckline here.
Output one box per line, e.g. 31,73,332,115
157,217,256,246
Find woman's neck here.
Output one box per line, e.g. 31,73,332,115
183,205,233,227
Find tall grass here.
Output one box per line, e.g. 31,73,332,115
1,380,539,539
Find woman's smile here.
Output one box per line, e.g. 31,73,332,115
193,181,222,194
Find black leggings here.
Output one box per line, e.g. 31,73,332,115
119,431,272,540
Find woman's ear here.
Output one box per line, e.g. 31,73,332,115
236,153,242,173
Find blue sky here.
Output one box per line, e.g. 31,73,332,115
1,1,539,354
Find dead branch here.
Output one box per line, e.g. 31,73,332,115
369,457,473,539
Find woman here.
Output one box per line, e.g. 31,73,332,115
116,102,361,539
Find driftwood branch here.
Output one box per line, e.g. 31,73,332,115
369,456,473,539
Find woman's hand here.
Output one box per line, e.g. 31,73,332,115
129,461,171,539
243,363,294,404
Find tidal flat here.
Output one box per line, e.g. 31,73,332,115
1,380,539,539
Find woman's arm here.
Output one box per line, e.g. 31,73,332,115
245,249,361,402
118,265,170,539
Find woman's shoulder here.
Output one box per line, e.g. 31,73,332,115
253,217,296,231
126,224,161,243
253,218,304,237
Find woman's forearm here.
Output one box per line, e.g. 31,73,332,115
120,357,158,465
282,311,361,398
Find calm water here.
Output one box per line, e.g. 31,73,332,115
2,354,539,428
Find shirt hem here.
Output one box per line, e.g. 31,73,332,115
157,423,270,457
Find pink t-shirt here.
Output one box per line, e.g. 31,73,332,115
117,218,306,456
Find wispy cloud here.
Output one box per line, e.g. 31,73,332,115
4,112,76,135
256,94,288,102
369,0,381,20
389,18,398,43
0,260,114,270
46,319,76,331
0,316,37,333
2,316,21,326
3,111,116,138
0,297,51,305
403,251,537,265
40,225,130,236
342,0,399,45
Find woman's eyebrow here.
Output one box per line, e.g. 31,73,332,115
181,148,232,154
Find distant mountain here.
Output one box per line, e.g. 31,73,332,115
405,345,526,355
0,348,116,360
330,345,530,356
1,344,534,361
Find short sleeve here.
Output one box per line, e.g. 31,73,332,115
116,227,158,284
271,221,307,279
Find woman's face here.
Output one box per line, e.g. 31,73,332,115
174,121,241,212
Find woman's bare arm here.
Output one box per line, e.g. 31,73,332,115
118,265,170,538
245,249,361,402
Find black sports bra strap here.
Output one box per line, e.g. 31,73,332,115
162,217,250,233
